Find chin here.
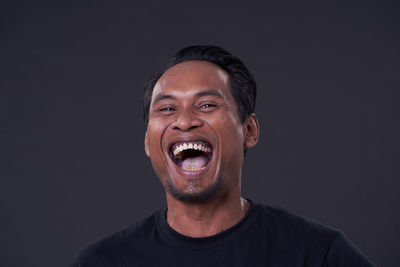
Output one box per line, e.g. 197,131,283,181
166,175,223,203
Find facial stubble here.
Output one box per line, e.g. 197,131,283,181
166,174,223,203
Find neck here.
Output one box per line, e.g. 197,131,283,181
165,189,249,238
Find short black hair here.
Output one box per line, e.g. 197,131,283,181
143,45,257,127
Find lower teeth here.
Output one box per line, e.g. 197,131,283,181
183,166,206,171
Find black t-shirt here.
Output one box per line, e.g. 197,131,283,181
70,201,375,266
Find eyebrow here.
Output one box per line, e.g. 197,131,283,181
195,89,224,99
151,89,224,106
151,94,176,106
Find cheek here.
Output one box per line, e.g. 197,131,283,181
146,120,171,177
219,113,244,138
146,118,168,146
145,124,163,159
214,115,245,156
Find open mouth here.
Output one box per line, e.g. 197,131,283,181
169,141,213,172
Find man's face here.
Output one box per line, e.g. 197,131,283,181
145,60,257,202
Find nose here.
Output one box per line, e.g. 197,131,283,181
171,109,203,131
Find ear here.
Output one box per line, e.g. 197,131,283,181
144,131,150,157
243,113,259,149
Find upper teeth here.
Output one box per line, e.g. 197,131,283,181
173,142,211,156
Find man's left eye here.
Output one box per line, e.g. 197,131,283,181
200,104,215,109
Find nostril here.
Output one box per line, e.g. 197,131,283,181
172,114,203,131
173,123,200,131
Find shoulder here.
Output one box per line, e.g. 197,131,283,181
254,202,339,243
325,231,376,266
70,211,160,267
251,202,375,266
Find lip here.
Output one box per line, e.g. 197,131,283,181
177,166,210,177
164,134,217,177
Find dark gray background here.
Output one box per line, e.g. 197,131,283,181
1,1,399,266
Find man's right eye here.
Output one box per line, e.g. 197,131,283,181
158,107,175,113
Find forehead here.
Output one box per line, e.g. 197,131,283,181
152,60,231,100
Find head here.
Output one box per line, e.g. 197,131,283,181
143,45,259,203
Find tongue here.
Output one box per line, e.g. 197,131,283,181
181,155,208,170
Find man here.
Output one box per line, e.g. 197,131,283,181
70,45,374,266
